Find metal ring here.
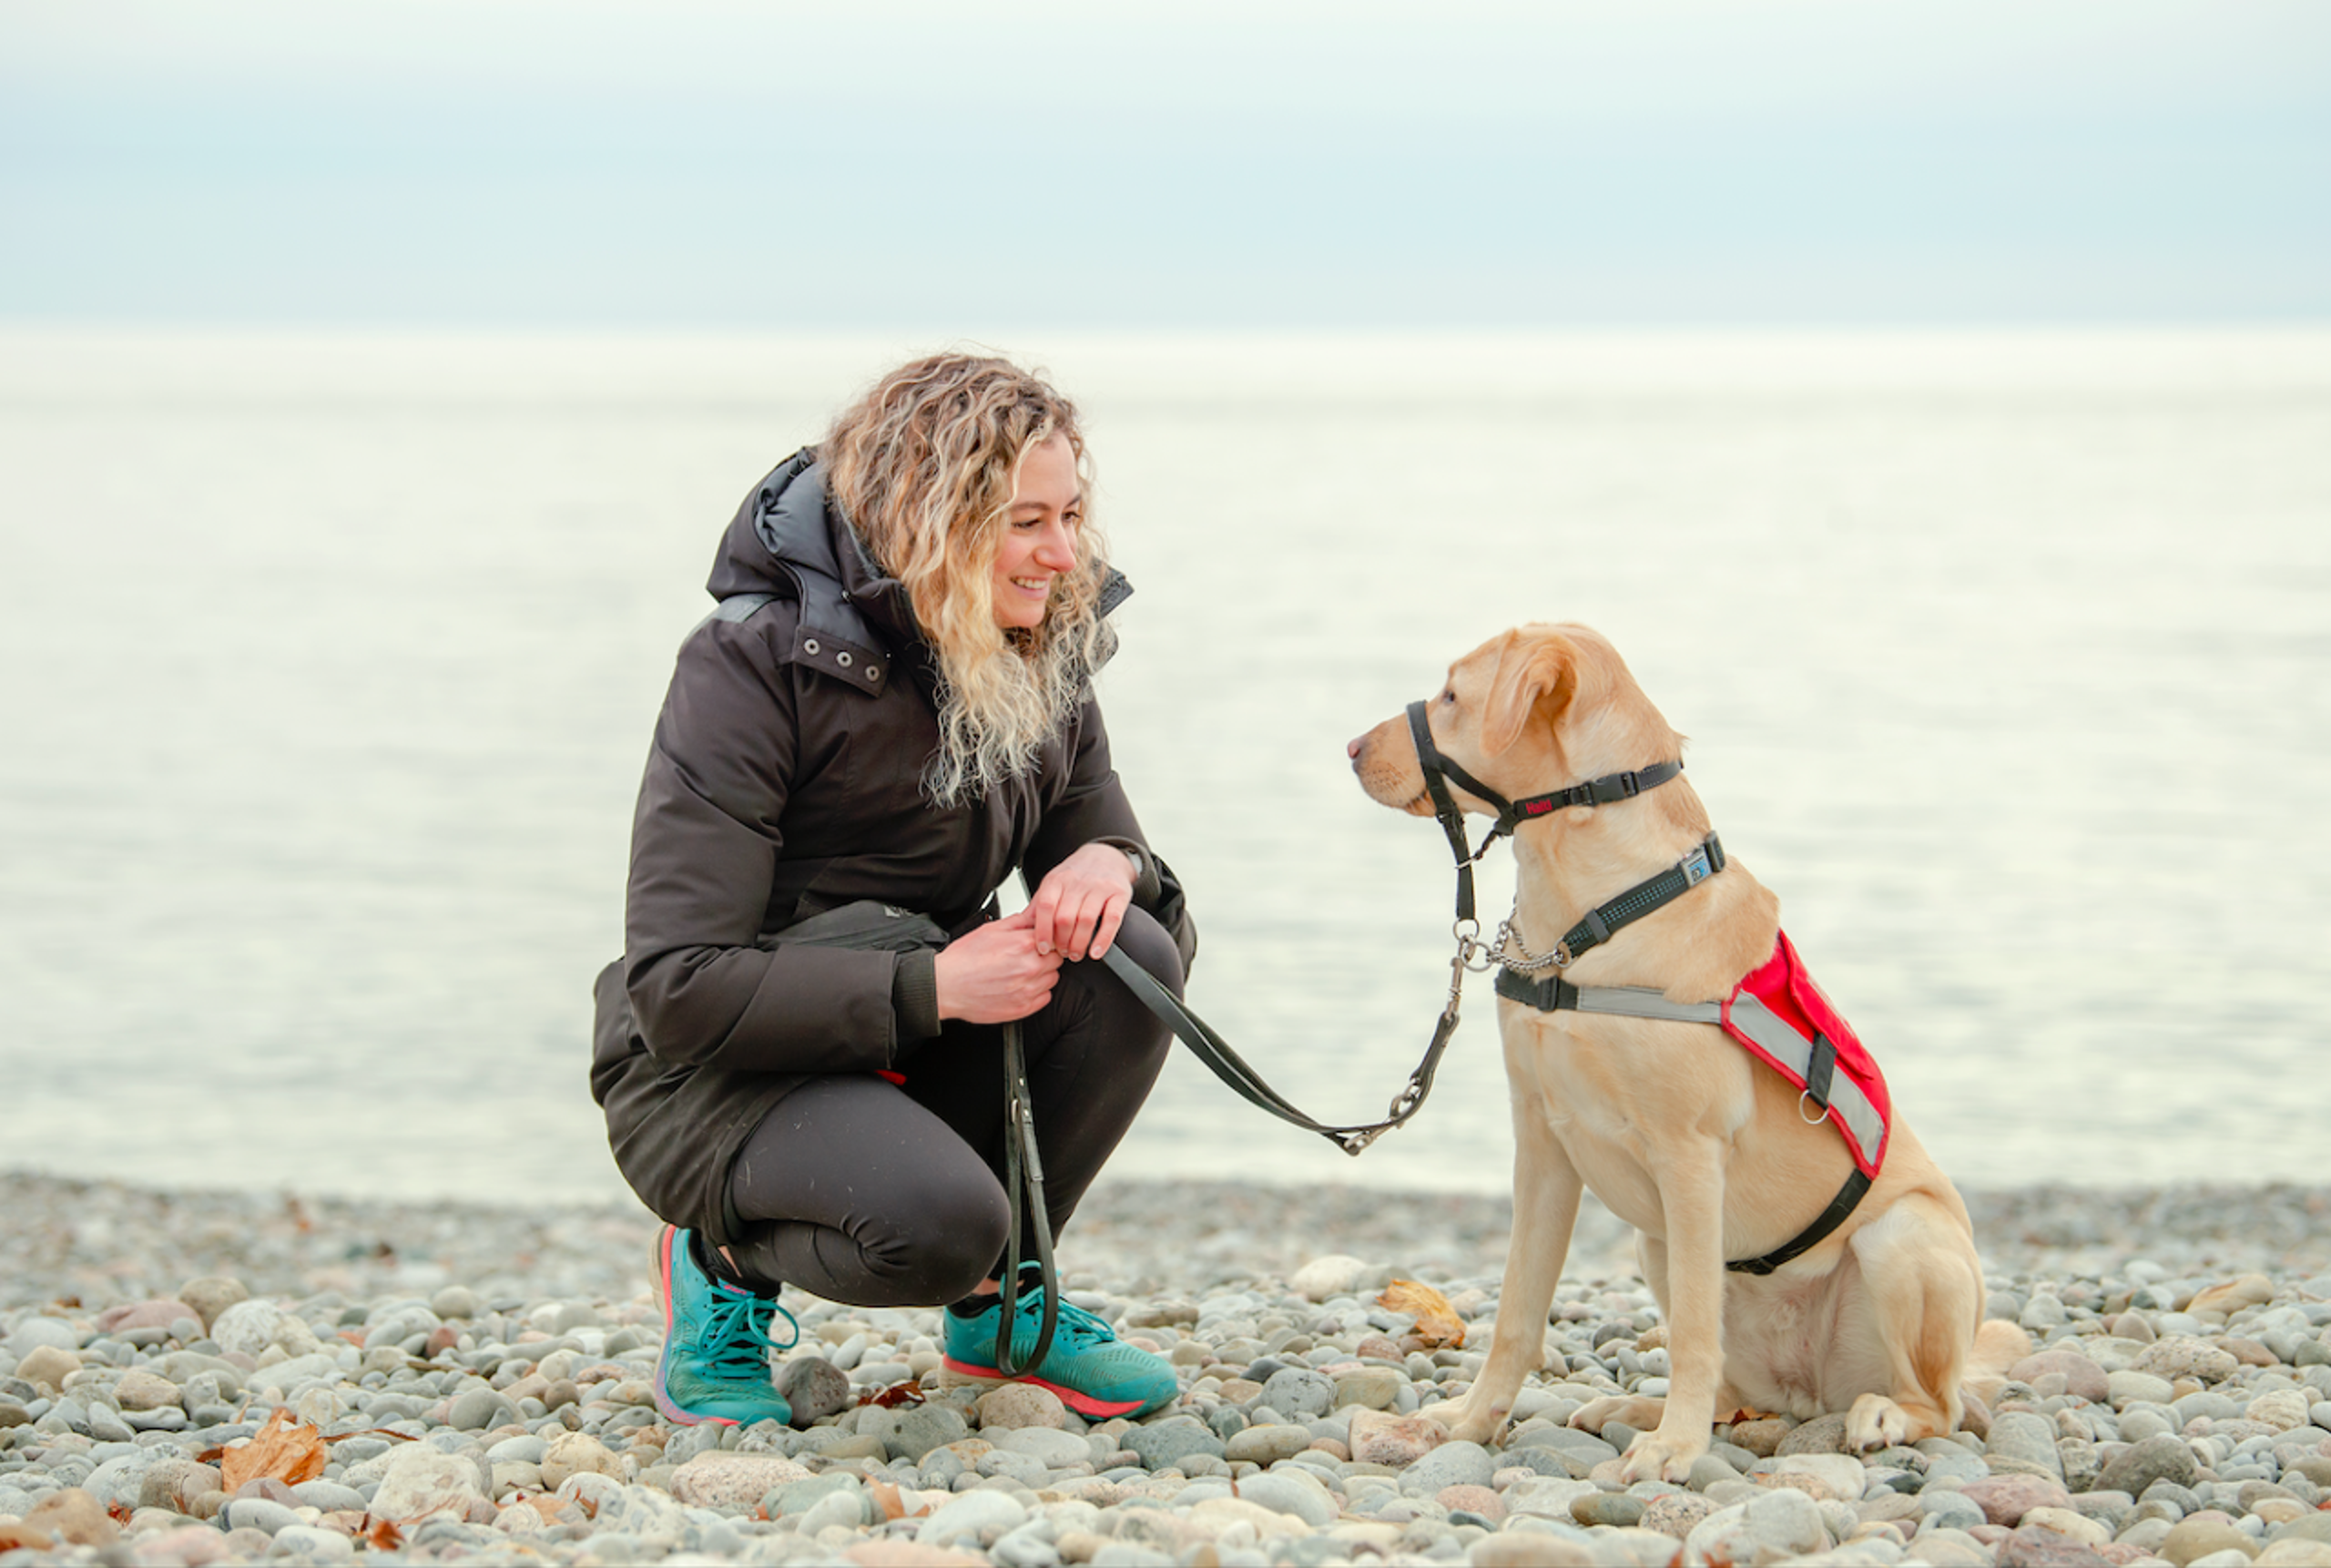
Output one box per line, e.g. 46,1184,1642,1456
1798,1091,1830,1125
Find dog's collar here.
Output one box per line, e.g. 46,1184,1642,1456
1404,697,1685,924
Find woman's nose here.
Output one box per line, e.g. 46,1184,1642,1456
1035,521,1077,567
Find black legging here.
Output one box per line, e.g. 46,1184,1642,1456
718,904,1180,1307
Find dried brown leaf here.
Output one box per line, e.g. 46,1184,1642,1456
220,1407,327,1492
1377,1278,1465,1349
366,1518,404,1551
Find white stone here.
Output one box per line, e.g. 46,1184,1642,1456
917,1488,1030,1548
1759,1454,1871,1502
991,1427,1091,1468
667,1451,811,1510
1289,1255,1371,1303
1503,1476,1599,1518
1237,1466,1339,1528
2021,1506,2109,1545
364,1448,484,1529
1187,1495,1313,1539
209,1301,320,1360
2,1319,80,1357
269,1524,355,1563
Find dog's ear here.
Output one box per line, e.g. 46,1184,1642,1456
1482,629,1577,756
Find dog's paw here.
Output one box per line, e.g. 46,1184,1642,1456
1620,1428,1708,1485
1426,1396,1505,1446
1846,1392,1909,1452
1569,1395,1663,1435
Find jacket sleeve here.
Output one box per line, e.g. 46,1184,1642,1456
1023,694,1198,972
622,615,908,1074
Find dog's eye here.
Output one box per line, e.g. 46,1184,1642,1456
1440,689,1456,705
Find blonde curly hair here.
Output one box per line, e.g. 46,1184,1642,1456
822,352,1115,804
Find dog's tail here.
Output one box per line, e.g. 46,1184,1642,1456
1960,1319,2032,1410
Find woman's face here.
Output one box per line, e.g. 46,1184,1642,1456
991,433,1082,629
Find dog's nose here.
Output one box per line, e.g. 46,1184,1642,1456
1346,736,1364,760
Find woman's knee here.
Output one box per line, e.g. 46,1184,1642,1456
860,1178,1011,1303
1110,904,1184,997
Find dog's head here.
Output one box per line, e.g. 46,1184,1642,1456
1349,623,1685,823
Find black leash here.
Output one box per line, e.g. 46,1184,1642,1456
993,1021,1059,1377
1101,944,1455,1157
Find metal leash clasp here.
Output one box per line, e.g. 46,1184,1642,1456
1452,917,1496,979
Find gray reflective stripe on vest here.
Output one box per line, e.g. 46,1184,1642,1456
1555,980,1885,1172
1560,985,1722,1025
1723,992,1887,1170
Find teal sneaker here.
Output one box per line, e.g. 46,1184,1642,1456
652,1225,798,1426
941,1269,1177,1419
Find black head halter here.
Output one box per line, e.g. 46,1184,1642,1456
1404,697,1686,924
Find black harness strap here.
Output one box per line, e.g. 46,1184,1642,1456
1407,702,1484,925
1539,834,1726,969
1726,1169,1872,1276
1801,1033,1838,1116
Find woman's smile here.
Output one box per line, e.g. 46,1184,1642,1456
992,433,1081,628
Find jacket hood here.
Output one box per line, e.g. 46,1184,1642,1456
706,448,925,649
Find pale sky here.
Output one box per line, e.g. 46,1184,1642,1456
5,0,2326,329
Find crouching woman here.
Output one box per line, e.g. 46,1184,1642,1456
591,353,1196,1426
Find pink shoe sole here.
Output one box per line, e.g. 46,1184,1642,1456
937,1355,1148,1420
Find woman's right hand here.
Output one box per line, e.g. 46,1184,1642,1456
932,909,1064,1023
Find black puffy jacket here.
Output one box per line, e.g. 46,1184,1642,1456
591,450,1195,1242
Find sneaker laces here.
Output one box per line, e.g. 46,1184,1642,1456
701,1288,800,1382
1007,1288,1115,1349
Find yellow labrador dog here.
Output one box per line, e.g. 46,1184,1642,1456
1349,623,2022,1483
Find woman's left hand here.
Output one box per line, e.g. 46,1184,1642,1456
1027,842,1137,962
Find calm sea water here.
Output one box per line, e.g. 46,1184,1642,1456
3,328,2326,1207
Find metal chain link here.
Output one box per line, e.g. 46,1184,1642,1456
1490,908,1570,972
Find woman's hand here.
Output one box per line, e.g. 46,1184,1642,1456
1027,841,1137,963
933,909,1062,1023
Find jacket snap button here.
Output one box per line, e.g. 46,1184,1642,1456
837,651,853,667
803,638,820,655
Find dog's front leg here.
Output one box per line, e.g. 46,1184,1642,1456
1444,1097,1583,1445
1620,1135,1727,1483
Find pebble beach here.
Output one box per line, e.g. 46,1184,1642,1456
4,1173,2330,1568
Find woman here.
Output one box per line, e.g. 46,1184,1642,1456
591,353,1196,1429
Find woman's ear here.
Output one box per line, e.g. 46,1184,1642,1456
1481,628,1577,757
